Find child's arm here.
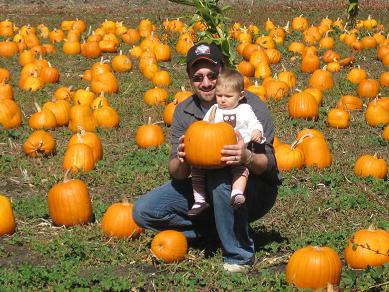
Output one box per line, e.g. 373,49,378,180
251,129,263,143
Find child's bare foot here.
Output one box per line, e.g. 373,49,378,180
230,194,245,209
187,202,210,217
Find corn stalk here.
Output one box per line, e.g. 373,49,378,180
347,0,359,28
169,0,236,67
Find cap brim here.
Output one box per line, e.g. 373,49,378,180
189,56,218,68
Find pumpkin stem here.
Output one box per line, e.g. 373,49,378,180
208,105,218,123
367,223,377,231
296,133,314,145
77,126,86,136
180,85,186,92
34,102,41,112
63,169,71,182
147,116,152,125
121,197,129,204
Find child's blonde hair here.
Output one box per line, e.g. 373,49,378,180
216,68,244,92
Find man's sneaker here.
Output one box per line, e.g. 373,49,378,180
223,263,251,273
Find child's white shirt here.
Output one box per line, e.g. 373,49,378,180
203,103,266,144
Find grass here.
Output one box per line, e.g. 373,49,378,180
1,0,389,291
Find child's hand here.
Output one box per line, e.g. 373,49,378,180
251,130,263,143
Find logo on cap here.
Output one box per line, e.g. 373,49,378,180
195,44,210,55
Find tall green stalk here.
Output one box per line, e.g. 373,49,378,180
169,0,236,67
347,0,359,28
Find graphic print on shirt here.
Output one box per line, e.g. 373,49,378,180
223,113,236,128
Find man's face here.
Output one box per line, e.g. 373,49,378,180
188,60,221,107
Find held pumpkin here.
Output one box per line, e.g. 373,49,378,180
0,194,16,236
286,245,342,290
344,226,389,269
101,198,143,238
184,106,237,168
48,174,93,227
150,230,188,263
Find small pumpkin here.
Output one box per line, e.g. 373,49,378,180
0,194,16,236
286,246,342,290
297,134,332,169
28,102,57,129
0,99,22,129
327,108,350,129
101,198,143,239
309,68,334,91
274,140,305,171
150,230,188,263
63,143,95,173
93,103,120,128
151,70,172,87
357,79,380,99
336,95,363,111
344,226,389,269
163,100,177,127
347,67,367,84
68,128,103,163
48,173,93,227
288,92,319,120
354,154,387,179
144,87,168,105
135,117,165,148
23,130,56,157
365,100,389,127
42,99,71,126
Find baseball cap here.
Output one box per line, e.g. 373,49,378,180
186,43,223,71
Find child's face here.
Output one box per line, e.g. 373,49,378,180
215,85,244,109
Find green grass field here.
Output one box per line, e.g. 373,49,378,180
0,1,388,291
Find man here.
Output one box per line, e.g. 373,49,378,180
133,43,281,273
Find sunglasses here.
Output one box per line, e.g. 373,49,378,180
191,72,219,82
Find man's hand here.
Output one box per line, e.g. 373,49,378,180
221,130,251,165
177,135,186,163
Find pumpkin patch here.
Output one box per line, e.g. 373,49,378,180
0,1,388,290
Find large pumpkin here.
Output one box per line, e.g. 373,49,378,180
184,106,237,168
297,134,332,169
344,226,389,269
48,175,93,227
150,230,188,263
0,194,16,236
286,245,342,290
101,198,143,238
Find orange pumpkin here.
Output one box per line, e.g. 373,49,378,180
354,154,387,179
286,246,342,290
357,79,380,99
365,100,389,127
68,128,102,163
42,99,71,126
48,175,93,227
184,106,237,168
144,87,168,105
274,141,305,171
93,103,120,128
135,117,165,148
63,143,95,173
288,92,319,120
23,130,56,157
336,95,363,111
28,103,57,130
327,108,350,129
344,226,389,269
347,67,367,84
163,100,177,127
297,134,332,169
101,198,143,238
0,194,16,236
68,104,97,133
0,99,22,129
150,230,188,263
309,68,334,91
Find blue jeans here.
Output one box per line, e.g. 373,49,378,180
132,167,278,265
